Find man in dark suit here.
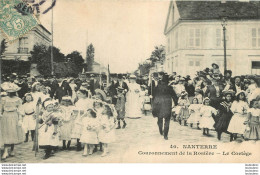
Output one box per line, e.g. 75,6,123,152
205,73,224,110
115,74,129,95
89,74,101,95
107,74,118,105
231,76,244,93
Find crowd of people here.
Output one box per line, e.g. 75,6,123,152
0,62,259,161
148,63,260,141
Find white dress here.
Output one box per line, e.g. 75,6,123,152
80,117,99,144
228,101,249,134
98,114,116,143
20,102,36,133
38,111,61,147
59,106,73,141
125,83,142,118
187,104,202,124
199,105,217,129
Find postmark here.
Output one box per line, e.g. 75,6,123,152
0,0,39,42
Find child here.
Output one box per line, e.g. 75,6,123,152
244,100,260,140
98,105,116,157
187,98,202,129
176,91,190,126
194,89,203,104
115,87,126,129
72,88,92,151
143,90,152,116
59,96,74,150
38,100,61,159
228,91,249,141
20,93,36,142
200,98,218,136
80,109,99,156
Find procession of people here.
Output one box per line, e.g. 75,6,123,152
0,63,260,161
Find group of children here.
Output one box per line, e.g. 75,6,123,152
173,90,260,141
17,85,122,159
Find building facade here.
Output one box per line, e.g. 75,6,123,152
164,1,260,77
1,24,51,61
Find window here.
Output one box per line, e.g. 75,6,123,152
252,61,260,74
167,37,170,53
189,29,201,47
175,31,178,49
195,61,200,66
18,37,28,53
216,29,221,47
252,28,260,48
189,60,194,66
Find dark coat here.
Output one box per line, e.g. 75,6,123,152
17,82,29,99
231,84,245,93
214,101,233,132
205,84,224,109
89,79,101,95
152,83,177,118
107,81,118,105
115,81,129,93
54,84,72,103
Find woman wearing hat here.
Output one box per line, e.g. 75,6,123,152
227,91,249,141
125,74,142,119
214,90,235,140
0,83,24,160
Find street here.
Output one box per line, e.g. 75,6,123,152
2,113,259,163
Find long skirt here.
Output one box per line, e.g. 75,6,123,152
228,113,247,134
214,113,232,132
71,117,82,139
200,116,215,129
39,125,60,147
22,114,36,133
0,111,24,145
60,121,72,141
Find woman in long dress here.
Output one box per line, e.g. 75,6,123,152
125,75,142,119
1,83,24,160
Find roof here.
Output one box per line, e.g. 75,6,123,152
38,24,51,35
176,0,260,20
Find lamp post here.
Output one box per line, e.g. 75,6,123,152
221,17,227,73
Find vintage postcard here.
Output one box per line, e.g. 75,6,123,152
0,0,260,164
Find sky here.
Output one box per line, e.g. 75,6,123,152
39,0,169,73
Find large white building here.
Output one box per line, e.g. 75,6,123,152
164,1,260,77
1,24,51,61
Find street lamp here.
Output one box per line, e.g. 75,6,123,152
221,17,227,73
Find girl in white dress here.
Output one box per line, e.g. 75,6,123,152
200,97,218,136
38,100,61,159
59,96,74,150
72,88,93,151
20,93,36,142
98,105,116,157
187,98,202,129
228,91,249,141
80,109,99,156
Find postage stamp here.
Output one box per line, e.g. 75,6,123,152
0,0,39,42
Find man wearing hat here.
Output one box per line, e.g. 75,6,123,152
115,74,129,95
231,76,245,94
89,74,101,95
205,73,224,109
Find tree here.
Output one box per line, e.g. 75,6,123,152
0,39,7,57
86,43,95,71
48,46,65,63
66,51,84,74
149,45,165,66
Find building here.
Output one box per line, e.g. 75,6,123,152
1,24,51,61
164,1,260,77
92,61,108,74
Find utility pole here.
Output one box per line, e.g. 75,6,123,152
221,17,227,73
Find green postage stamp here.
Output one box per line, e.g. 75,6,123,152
0,0,39,42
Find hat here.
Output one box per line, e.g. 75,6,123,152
222,90,235,96
152,72,159,78
95,89,107,100
212,73,220,80
180,91,188,96
179,77,185,81
1,82,21,92
212,63,219,69
235,90,246,97
129,74,136,79
1,92,7,96
43,100,55,108
203,97,210,103
224,70,232,75
117,87,124,92
32,82,41,89
90,74,95,77
61,96,72,101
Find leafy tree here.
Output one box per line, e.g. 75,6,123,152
66,51,84,74
48,46,65,63
149,45,165,65
86,43,95,71
0,39,7,57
